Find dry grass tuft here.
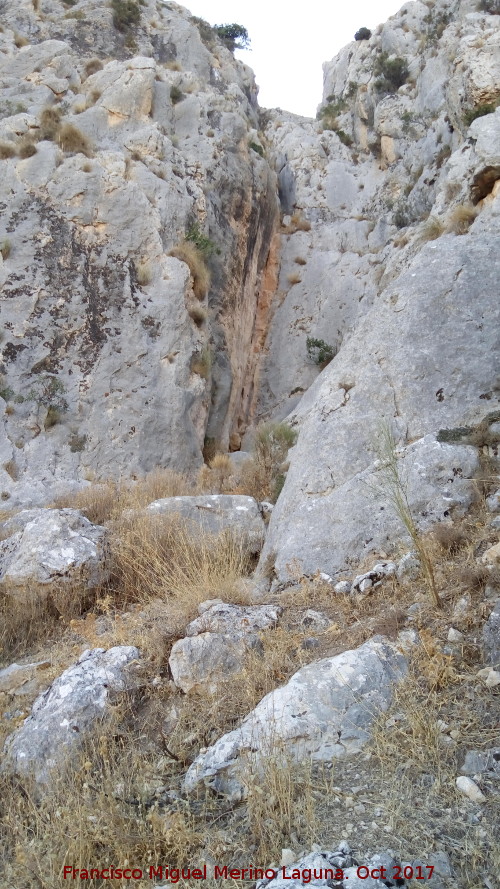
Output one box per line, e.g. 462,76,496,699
17,138,37,159
446,203,477,235
287,271,302,285
169,240,210,299
84,57,103,77
53,469,194,525
432,522,468,555
0,142,16,159
235,422,297,503
294,255,307,265
418,214,445,242
190,346,212,380
284,211,312,234
187,303,207,326
106,513,252,626
136,260,152,286
58,122,92,156
39,105,62,140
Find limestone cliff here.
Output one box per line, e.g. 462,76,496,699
0,0,278,506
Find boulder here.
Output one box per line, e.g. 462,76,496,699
2,647,140,783
169,602,282,694
184,601,282,636
0,509,108,602
147,495,266,554
183,637,407,800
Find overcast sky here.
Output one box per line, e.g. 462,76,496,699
184,0,405,117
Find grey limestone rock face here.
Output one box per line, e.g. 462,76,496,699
482,598,500,668
184,601,282,636
0,1,279,501
2,646,140,783
147,494,266,554
0,508,108,601
259,228,495,582
183,637,407,800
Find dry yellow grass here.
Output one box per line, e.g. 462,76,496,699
169,240,210,299
446,203,477,235
58,122,92,156
287,271,302,285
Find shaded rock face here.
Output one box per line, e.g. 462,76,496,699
0,0,279,502
2,646,140,783
183,637,407,800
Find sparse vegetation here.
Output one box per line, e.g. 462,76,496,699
463,101,498,127
418,215,445,242
283,211,311,234
306,336,336,366
14,33,29,48
39,105,62,140
0,239,11,260
287,271,302,286
170,84,184,105
0,142,16,159
169,240,211,299
191,346,212,379
185,222,217,259
188,303,207,326
136,260,152,286
446,203,477,235
84,58,103,77
249,140,264,156
354,26,372,40
17,137,37,158
374,52,409,93
370,421,440,608
238,421,297,503
111,0,141,32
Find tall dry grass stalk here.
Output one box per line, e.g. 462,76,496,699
370,422,441,608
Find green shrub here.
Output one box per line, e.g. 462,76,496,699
111,0,141,32
249,141,264,157
213,23,250,51
0,386,14,402
306,337,336,366
185,222,217,259
170,85,183,105
253,422,297,504
354,27,371,40
374,53,409,93
463,102,497,127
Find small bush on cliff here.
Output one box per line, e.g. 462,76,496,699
213,23,250,51
478,0,500,12
39,106,62,140
0,142,16,159
111,0,141,32
374,53,409,93
463,102,497,127
306,336,336,367
239,422,297,503
354,27,372,40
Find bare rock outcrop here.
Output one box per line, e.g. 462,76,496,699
2,646,141,783
183,637,407,800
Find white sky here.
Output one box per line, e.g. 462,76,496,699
184,0,406,117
